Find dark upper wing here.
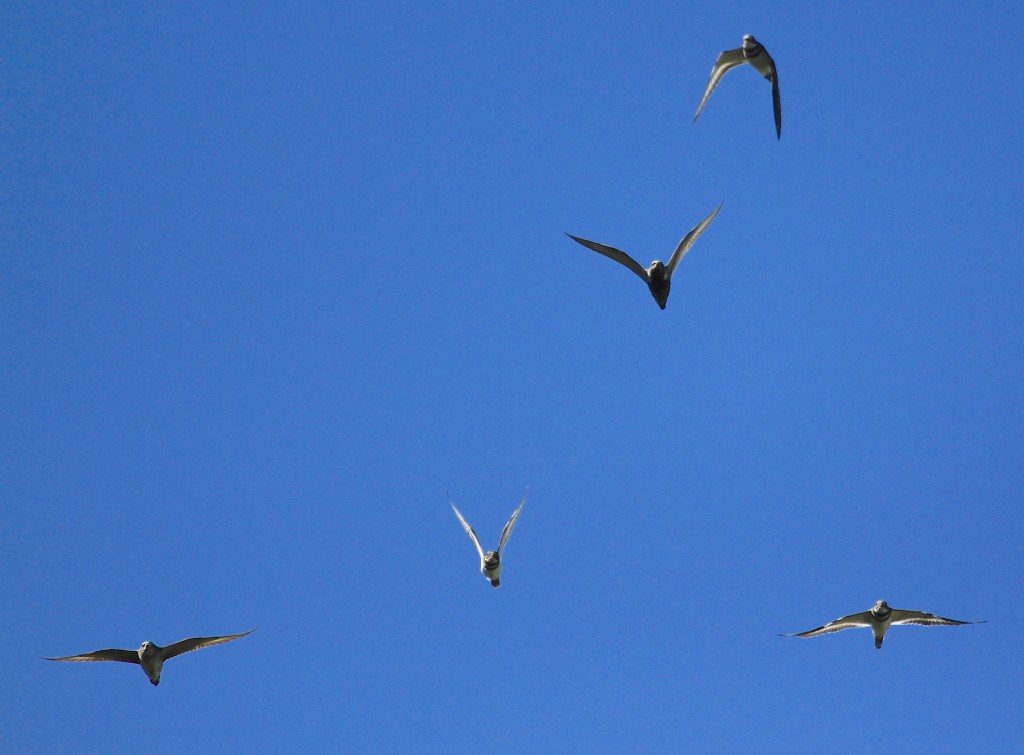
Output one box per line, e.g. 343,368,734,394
162,629,256,661
666,202,724,277
565,234,649,283
44,648,140,664
497,493,527,555
781,610,873,638
889,609,983,627
692,47,745,123
765,50,782,139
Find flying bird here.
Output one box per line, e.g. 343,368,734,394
566,202,722,309
44,629,255,685
693,35,782,139
782,601,983,649
449,492,526,587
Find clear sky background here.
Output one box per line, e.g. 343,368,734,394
2,2,1022,752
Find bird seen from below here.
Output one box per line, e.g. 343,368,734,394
44,629,256,685
693,34,782,139
449,492,526,587
782,601,983,649
566,202,723,309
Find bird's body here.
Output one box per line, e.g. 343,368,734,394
45,629,255,685
783,601,982,649
566,202,722,309
693,35,782,139
449,493,526,588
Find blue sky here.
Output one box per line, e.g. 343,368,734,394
2,1,1022,752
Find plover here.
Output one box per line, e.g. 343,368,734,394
566,202,723,309
44,629,255,685
693,35,782,139
449,492,526,587
782,601,983,649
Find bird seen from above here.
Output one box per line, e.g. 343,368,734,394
693,34,782,139
449,492,526,587
566,201,722,309
44,629,256,685
782,601,984,649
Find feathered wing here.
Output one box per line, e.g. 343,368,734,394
565,234,650,283
162,629,256,661
692,47,745,123
889,609,983,627
783,610,874,638
498,494,527,555
449,495,486,562
666,202,724,276
766,51,782,139
44,648,140,664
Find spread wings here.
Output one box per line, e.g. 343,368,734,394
767,55,782,139
890,609,982,627
162,629,256,660
44,648,140,664
782,610,873,638
498,493,527,555
565,234,650,283
692,47,745,123
449,494,486,562
666,202,724,276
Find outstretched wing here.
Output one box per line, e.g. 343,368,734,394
44,648,140,664
764,50,782,139
782,610,873,638
692,47,745,123
566,234,650,283
497,493,527,555
162,629,256,661
889,609,983,627
449,494,486,562
666,201,724,276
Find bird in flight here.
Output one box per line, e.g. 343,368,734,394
44,629,255,685
693,35,782,139
566,202,722,309
782,601,983,649
449,492,526,587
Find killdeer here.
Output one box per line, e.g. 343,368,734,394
693,35,782,139
782,601,983,649
566,202,722,309
449,492,526,587
44,629,255,685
